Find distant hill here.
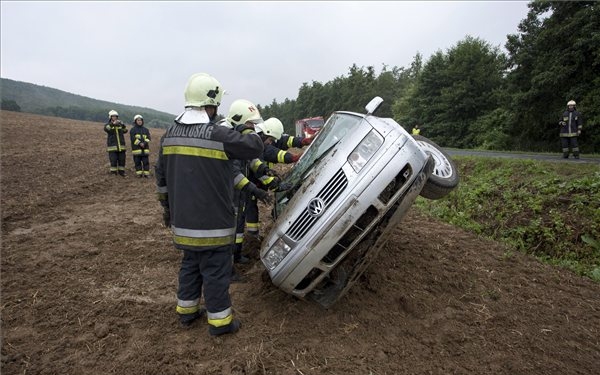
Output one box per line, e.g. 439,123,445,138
0,78,176,128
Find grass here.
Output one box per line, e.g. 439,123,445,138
416,156,600,281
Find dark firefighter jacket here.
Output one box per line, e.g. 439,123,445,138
155,108,263,251
130,125,151,155
104,121,128,152
262,134,306,165
559,109,583,137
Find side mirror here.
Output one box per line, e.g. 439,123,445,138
365,97,383,115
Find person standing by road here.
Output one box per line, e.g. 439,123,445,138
130,114,151,178
155,73,263,336
104,110,128,176
559,100,583,159
412,124,421,135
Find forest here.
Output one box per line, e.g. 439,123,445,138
259,1,599,153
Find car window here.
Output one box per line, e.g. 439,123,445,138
287,113,365,183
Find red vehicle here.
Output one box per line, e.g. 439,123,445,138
295,116,324,139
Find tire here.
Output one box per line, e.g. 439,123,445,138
412,135,459,199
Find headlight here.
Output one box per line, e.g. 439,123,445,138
263,238,292,270
347,130,383,172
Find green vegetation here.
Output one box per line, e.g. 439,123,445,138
416,156,600,281
0,78,175,128
261,1,599,153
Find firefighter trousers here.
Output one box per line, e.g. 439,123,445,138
133,155,150,176
245,193,260,235
560,136,579,158
108,151,126,174
176,246,233,324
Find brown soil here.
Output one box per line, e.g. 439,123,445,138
1,111,599,375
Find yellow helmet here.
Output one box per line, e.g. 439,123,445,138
256,117,284,140
108,110,119,118
226,99,263,126
184,73,223,107
567,100,576,106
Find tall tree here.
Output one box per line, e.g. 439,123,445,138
505,1,600,152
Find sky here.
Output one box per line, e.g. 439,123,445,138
1,1,530,117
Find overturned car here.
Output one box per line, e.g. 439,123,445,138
260,97,459,308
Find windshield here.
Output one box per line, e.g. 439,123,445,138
274,112,367,217
306,119,324,128
286,113,364,186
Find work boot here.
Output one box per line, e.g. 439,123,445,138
118,171,126,177
234,254,251,264
179,308,206,329
563,153,569,159
209,319,241,336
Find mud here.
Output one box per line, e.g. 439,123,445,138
1,111,599,374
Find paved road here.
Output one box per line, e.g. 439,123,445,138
445,149,600,165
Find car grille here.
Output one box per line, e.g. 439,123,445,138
286,169,348,241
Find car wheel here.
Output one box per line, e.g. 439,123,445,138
412,135,459,199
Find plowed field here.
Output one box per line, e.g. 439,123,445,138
2,111,599,374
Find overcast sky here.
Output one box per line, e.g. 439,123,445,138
1,1,530,117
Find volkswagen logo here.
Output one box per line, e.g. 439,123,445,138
307,198,325,217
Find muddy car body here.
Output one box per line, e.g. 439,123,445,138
260,97,459,307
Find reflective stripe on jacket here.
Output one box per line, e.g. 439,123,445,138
104,121,128,152
559,109,583,137
130,125,151,155
155,108,263,251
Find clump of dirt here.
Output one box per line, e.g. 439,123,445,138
2,111,599,374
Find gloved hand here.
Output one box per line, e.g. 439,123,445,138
275,181,293,192
162,208,171,227
301,137,313,146
290,153,301,163
139,142,146,149
265,168,279,177
253,188,272,204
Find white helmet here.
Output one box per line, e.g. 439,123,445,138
108,110,119,118
184,73,223,107
133,114,143,121
226,99,263,126
256,117,284,140
567,100,576,106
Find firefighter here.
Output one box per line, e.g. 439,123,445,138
155,73,263,336
130,115,152,178
245,118,309,238
104,110,128,176
263,118,313,165
411,125,421,135
559,100,583,159
226,111,284,266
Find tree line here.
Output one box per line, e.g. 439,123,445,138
260,1,599,153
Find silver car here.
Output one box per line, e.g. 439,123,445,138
260,97,459,308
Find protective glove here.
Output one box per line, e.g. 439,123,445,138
139,142,146,149
253,188,272,204
275,181,293,192
265,168,279,177
290,153,301,163
162,208,171,227
301,137,313,146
